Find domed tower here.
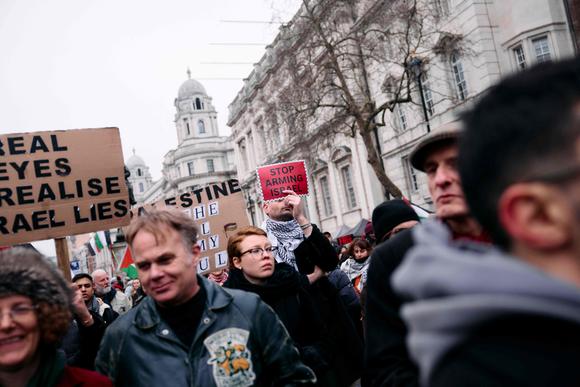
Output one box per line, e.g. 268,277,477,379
156,70,236,196
174,69,219,144
126,149,153,203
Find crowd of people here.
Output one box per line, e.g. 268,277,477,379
1,58,579,386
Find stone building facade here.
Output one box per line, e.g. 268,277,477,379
228,0,577,236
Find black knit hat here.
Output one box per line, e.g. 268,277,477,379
0,248,73,308
371,199,420,242
409,121,462,172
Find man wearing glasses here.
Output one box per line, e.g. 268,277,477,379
393,57,580,385
364,122,490,386
96,208,315,387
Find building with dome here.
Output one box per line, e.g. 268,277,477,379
125,150,154,203
127,71,237,205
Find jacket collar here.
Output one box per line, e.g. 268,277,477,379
134,275,233,330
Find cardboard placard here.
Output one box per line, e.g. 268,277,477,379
0,128,130,246
130,179,249,274
256,160,309,202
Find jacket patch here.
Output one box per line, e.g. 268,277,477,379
204,328,256,387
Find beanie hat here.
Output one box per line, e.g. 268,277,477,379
0,247,73,308
372,199,420,243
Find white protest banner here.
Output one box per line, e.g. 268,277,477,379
130,179,249,274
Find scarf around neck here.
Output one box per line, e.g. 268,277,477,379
26,349,65,387
86,295,100,314
223,263,302,305
264,218,304,270
341,256,370,282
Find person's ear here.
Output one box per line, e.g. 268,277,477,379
232,257,243,270
190,244,201,260
499,183,570,250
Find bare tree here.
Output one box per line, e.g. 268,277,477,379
270,0,464,198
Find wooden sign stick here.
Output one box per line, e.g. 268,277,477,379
54,237,72,282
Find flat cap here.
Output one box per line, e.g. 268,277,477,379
409,121,462,172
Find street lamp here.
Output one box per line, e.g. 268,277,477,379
408,57,431,133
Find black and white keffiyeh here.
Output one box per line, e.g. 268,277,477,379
263,218,305,270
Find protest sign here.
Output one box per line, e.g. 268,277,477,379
130,179,249,274
0,128,130,246
256,160,309,202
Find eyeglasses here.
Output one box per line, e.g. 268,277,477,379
0,305,37,323
240,246,277,259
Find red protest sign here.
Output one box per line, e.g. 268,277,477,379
257,160,309,202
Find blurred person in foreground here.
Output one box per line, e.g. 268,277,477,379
96,209,315,386
363,123,490,387
393,57,580,386
0,248,111,387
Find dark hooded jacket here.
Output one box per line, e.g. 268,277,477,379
224,263,332,377
96,276,316,386
393,220,580,387
363,228,418,387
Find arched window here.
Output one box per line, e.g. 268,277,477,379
138,182,144,192
184,118,190,135
198,120,206,134
195,98,203,110
137,168,142,177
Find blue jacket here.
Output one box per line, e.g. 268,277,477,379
95,276,316,386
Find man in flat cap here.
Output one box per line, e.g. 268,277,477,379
363,122,489,386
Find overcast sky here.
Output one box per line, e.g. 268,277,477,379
0,0,300,256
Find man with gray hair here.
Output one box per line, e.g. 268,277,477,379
91,269,131,315
96,208,316,386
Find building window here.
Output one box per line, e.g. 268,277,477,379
403,156,419,192
341,165,357,209
396,105,408,132
513,45,527,70
207,159,215,173
532,36,551,63
187,161,195,176
195,98,203,110
238,139,248,171
184,118,190,135
319,175,333,216
421,72,435,116
450,51,468,100
198,120,206,134
138,182,144,193
137,168,142,177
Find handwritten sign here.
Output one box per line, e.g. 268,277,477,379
131,179,249,274
256,160,309,202
0,128,130,246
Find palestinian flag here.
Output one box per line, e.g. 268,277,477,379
119,247,138,279
94,231,106,252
